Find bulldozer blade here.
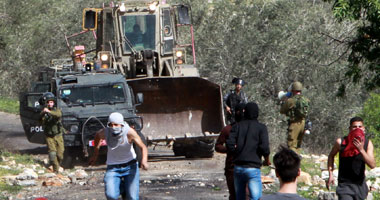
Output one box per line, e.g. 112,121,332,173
127,77,225,139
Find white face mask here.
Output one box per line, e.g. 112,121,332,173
111,126,122,135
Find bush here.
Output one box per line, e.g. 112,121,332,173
360,92,380,163
0,97,19,114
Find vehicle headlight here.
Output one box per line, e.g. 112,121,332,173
176,59,183,65
101,54,109,61
174,48,185,65
149,2,157,11
176,51,183,58
70,125,79,133
119,3,126,12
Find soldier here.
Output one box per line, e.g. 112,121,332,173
280,81,310,152
40,92,65,173
223,78,248,124
130,24,143,45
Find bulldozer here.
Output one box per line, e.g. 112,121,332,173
79,1,225,157
20,0,225,159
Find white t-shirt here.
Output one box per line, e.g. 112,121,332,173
105,124,136,165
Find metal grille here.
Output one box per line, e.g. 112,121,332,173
81,117,107,144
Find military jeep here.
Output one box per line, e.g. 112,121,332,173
19,67,144,167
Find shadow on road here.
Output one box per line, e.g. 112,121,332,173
148,154,212,162
2,131,27,138
18,147,47,155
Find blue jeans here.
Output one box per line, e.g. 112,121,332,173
104,162,139,200
234,165,262,200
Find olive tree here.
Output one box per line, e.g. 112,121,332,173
324,0,380,91
183,0,369,153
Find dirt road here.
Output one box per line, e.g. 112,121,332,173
0,112,230,199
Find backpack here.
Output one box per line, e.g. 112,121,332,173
293,95,310,118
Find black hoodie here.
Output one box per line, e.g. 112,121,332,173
226,102,270,168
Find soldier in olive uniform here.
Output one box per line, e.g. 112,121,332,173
280,81,309,152
223,78,248,124
40,92,65,173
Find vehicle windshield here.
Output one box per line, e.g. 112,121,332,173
122,14,156,52
60,83,126,105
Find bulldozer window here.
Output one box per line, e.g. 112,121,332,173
122,15,156,52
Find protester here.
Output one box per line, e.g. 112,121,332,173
260,146,306,200
327,117,375,200
215,103,246,200
226,102,270,200
89,112,148,200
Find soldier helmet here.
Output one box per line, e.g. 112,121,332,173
41,92,56,103
232,77,245,86
291,81,303,91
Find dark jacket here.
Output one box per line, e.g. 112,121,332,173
223,90,248,110
215,124,234,170
226,103,270,168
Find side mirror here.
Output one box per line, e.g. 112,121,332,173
136,93,143,104
177,5,191,25
126,117,143,132
83,8,98,31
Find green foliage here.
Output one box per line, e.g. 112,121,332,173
297,185,317,199
0,0,373,153
300,157,320,178
0,97,19,114
325,0,380,91
0,150,35,165
0,0,105,98
330,0,380,22
12,154,35,165
0,167,21,176
0,182,22,199
360,93,380,140
261,165,272,176
212,186,221,191
183,0,367,153
360,92,380,161
373,192,380,199
0,150,25,199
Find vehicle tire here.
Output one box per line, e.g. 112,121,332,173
62,146,82,169
133,131,147,168
184,140,215,158
172,142,186,156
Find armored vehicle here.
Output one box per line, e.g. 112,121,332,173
20,0,225,159
19,67,145,165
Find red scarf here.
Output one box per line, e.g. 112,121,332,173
341,128,365,157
